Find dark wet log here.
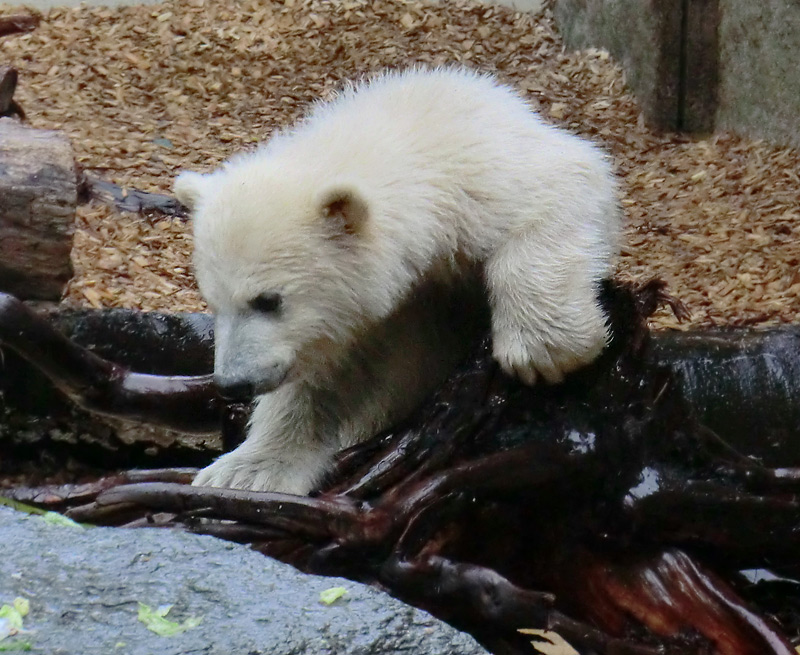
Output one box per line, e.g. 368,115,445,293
38,307,214,376
0,66,23,119
0,293,220,434
0,293,224,478
0,121,76,300
0,303,220,476
622,480,800,568
0,13,39,38
10,281,789,654
8,296,800,467
4,281,800,653
555,549,794,655
0,300,241,475
7,468,196,511
651,328,800,465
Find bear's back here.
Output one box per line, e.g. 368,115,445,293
291,68,541,174
220,67,617,279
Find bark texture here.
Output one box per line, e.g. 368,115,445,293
0,66,23,118
5,282,800,654
0,120,77,299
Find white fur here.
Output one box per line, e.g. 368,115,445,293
176,67,620,494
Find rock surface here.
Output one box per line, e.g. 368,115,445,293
554,0,800,147
716,0,800,148
0,506,487,655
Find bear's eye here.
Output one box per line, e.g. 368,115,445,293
249,292,282,315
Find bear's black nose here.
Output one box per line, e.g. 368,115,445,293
215,377,256,402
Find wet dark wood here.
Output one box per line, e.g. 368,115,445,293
0,292,221,433
0,13,39,38
5,281,799,654
0,66,23,118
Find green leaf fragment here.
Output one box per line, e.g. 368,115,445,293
0,497,47,516
0,598,31,650
0,640,32,651
137,602,202,636
41,512,83,528
319,587,348,605
0,498,87,528
9,602,26,620
0,603,25,633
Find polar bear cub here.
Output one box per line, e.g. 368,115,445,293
175,67,620,494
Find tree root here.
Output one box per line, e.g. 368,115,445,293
4,280,800,654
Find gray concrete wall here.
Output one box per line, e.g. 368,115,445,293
716,0,800,147
553,0,682,130
554,0,800,148
492,0,544,12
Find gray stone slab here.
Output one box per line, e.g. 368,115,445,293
554,0,800,147
716,0,800,149
553,0,682,130
489,0,543,12
0,506,487,655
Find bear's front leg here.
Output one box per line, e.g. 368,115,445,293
193,385,338,495
485,232,610,386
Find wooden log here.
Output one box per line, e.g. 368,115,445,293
0,66,23,118
11,281,796,655
0,120,77,300
0,13,40,38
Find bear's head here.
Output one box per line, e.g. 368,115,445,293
175,160,388,401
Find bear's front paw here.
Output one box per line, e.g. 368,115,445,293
493,321,608,386
192,455,241,490
192,452,320,495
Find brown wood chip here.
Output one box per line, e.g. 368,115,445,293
2,0,799,328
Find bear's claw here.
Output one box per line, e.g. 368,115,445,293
493,324,607,386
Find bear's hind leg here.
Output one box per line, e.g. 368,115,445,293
484,232,609,386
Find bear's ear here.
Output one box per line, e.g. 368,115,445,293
173,171,208,211
318,186,369,238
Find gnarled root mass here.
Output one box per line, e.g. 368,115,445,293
4,281,800,654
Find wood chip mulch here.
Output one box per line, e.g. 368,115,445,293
2,0,799,329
